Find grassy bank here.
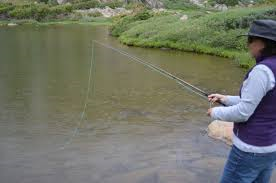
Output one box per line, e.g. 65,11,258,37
111,6,276,68
0,17,112,26
0,0,122,23
1,1,276,68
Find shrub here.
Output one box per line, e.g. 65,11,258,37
0,3,15,15
111,10,153,37
111,5,276,67
208,0,239,6
134,10,152,20
8,3,73,20
8,4,50,20
87,11,102,17
98,0,124,9
189,7,276,34
124,2,146,10
72,0,99,10
48,0,58,5
39,0,49,3
49,4,73,17
162,0,201,10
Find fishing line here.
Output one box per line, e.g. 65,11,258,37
59,40,223,149
59,42,96,150
200,101,214,136
92,40,223,104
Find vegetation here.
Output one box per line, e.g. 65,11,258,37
7,4,73,20
111,6,276,68
161,0,201,10
1,0,276,67
0,0,122,21
208,0,239,6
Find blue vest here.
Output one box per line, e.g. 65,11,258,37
233,56,276,146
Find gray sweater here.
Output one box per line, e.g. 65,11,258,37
211,64,276,153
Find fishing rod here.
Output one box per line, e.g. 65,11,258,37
92,40,225,106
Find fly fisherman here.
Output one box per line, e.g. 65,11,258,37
207,19,276,183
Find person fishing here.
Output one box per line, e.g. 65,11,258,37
207,19,276,183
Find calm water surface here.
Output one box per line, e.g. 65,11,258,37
0,24,275,183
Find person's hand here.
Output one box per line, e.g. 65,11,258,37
208,94,227,104
207,108,213,117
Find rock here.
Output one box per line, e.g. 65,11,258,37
180,15,188,21
207,120,233,145
152,8,166,13
75,7,132,18
7,23,18,27
214,4,228,11
189,0,205,7
145,0,164,8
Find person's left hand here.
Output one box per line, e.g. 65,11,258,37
207,108,213,117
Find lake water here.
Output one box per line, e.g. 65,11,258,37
0,24,274,183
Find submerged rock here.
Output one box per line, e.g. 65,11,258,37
208,120,233,145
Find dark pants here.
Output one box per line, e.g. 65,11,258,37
220,145,276,183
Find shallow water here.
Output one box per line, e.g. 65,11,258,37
0,24,275,183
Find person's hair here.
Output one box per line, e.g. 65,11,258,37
248,36,276,58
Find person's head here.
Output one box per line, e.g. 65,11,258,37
240,19,276,60
247,36,276,59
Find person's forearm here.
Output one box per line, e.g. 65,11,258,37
224,96,241,106
211,100,255,122
211,65,275,122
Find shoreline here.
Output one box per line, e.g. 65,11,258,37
118,37,253,69
0,18,112,26
0,18,253,69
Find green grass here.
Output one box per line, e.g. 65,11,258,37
0,0,122,21
0,17,112,26
111,6,276,68
161,0,202,10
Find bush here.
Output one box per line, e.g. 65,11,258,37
0,3,15,15
111,10,153,37
39,0,49,3
8,4,49,20
134,10,152,20
8,3,73,20
162,0,201,10
208,0,239,6
98,0,124,9
87,11,102,17
48,0,58,5
49,4,73,17
72,0,99,10
124,2,146,10
111,6,276,67
202,8,276,30
215,0,239,6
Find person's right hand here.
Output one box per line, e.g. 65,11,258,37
208,94,227,104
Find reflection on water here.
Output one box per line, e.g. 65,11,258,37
1,24,274,183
